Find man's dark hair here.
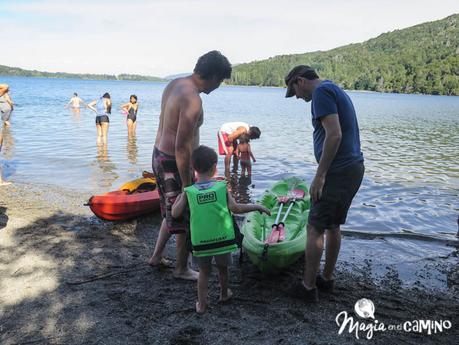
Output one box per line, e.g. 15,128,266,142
73,92,78,96
194,50,232,81
249,126,261,139
191,145,218,174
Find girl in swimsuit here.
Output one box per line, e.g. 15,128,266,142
121,95,138,137
236,134,256,177
87,93,112,145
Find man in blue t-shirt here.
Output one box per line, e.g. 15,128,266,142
285,65,364,302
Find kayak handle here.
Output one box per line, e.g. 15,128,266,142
260,243,269,261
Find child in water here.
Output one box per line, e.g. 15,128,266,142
172,145,270,314
236,134,256,176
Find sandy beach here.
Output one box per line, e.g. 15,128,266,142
0,182,457,345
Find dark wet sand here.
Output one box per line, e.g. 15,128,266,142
1,183,458,345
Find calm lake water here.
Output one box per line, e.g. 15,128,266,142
1,77,458,272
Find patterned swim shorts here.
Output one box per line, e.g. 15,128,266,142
152,147,189,234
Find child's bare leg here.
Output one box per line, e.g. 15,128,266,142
217,265,232,302
196,265,210,314
241,165,246,176
247,164,252,176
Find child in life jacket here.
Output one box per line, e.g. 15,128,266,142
236,134,256,176
172,145,270,314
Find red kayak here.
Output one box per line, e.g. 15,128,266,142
86,176,160,221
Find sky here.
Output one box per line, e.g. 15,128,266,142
0,0,458,77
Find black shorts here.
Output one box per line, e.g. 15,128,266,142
308,162,364,230
95,115,109,124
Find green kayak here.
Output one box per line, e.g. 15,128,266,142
241,177,310,274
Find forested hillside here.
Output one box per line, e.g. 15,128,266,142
0,65,164,82
229,14,459,95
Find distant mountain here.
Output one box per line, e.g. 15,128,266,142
228,14,459,96
117,74,165,82
0,65,166,82
164,73,191,80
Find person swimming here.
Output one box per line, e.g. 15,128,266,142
65,93,85,109
87,93,111,145
121,95,138,137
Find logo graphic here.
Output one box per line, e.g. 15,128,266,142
336,298,452,340
354,298,375,319
197,191,217,204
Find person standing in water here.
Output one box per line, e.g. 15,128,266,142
0,126,11,186
65,92,85,109
0,84,14,128
121,95,138,137
87,93,111,145
235,134,256,177
217,122,260,177
148,50,232,281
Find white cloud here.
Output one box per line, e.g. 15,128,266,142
0,0,458,76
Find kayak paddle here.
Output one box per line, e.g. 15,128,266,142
265,196,288,244
277,189,305,241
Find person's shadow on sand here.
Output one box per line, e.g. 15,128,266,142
0,206,8,230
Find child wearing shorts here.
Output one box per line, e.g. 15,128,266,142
172,145,270,314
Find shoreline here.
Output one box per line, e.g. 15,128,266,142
1,182,458,344
2,75,458,97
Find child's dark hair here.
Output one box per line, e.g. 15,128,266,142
130,94,137,102
194,50,232,81
191,145,218,174
102,92,111,99
249,126,261,139
239,134,250,144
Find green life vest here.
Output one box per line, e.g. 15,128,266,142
184,181,237,257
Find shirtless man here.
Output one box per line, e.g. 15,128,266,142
218,122,261,177
65,93,85,109
148,51,232,280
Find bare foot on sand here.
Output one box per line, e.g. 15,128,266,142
173,269,199,281
148,257,174,268
0,181,11,186
219,288,233,303
196,301,207,314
